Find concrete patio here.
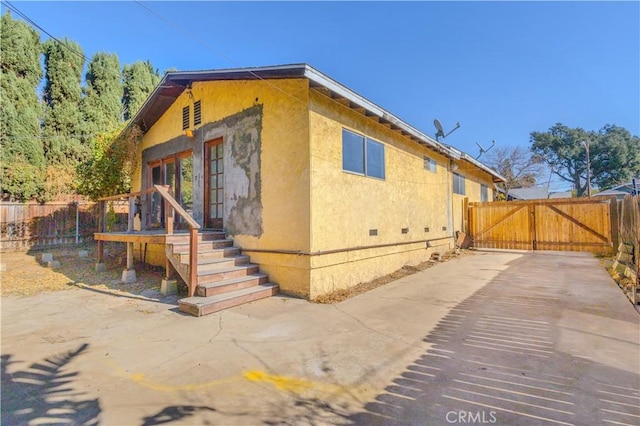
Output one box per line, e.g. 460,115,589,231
2,250,638,425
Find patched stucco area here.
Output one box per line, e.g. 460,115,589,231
223,106,263,237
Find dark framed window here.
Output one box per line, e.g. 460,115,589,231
453,173,466,195
366,139,385,179
342,129,365,174
342,128,385,179
481,184,489,202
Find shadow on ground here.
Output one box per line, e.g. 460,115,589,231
1,343,101,425
347,254,640,425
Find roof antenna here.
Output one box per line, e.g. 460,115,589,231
476,140,495,159
434,119,460,141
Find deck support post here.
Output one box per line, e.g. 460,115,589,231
189,227,198,297
121,242,137,283
95,240,106,272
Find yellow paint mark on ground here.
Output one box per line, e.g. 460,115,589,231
244,370,315,393
106,359,239,392
129,372,240,392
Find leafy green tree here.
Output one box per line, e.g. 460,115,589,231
77,124,143,199
42,38,87,167
81,52,122,139
0,11,45,200
590,125,640,190
122,60,160,120
530,123,640,197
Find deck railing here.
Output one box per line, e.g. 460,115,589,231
97,185,201,295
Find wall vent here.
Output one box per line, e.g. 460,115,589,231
401,228,409,234
424,227,430,232
182,106,190,130
193,100,202,126
369,229,378,236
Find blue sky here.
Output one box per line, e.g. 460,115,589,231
3,1,639,189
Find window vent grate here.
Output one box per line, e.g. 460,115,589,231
182,106,190,130
193,100,201,126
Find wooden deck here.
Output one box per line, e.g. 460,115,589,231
94,230,185,244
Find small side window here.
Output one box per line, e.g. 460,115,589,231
423,156,437,173
453,173,466,195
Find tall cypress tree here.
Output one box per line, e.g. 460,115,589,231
81,52,122,138
42,37,86,165
0,11,45,200
122,60,160,121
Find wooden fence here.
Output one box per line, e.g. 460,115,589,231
0,202,100,251
614,195,639,291
468,197,615,254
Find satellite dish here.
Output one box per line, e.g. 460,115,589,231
476,140,496,159
434,119,445,141
433,119,461,141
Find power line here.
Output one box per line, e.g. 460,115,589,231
2,1,133,85
2,1,87,63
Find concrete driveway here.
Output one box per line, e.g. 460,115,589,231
1,251,638,425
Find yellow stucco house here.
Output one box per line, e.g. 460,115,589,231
100,64,503,315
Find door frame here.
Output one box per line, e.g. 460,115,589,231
204,138,224,229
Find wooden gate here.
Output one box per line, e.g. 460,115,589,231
468,198,616,254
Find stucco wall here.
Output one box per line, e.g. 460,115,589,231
451,161,495,236
131,79,312,294
129,77,497,299
307,91,456,298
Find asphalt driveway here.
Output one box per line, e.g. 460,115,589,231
1,250,638,425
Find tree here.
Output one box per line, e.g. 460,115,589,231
485,146,544,197
81,52,122,139
0,11,45,200
42,38,87,166
590,125,640,190
530,123,640,197
122,60,160,121
76,124,143,200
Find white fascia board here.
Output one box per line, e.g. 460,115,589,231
303,65,459,160
461,153,505,182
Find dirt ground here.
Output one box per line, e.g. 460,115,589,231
1,243,469,301
313,249,471,303
0,242,166,298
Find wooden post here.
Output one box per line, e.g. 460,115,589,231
164,199,174,235
97,240,104,264
189,227,198,296
468,202,474,248
127,242,134,269
529,203,537,251
463,197,469,234
128,196,135,233
98,201,105,232
609,196,619,256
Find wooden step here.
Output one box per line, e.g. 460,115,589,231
165,231,226,244
175,247,240,263
171,239,234,253
197,255,250,271
196,273,268,297
197,264,259,284
179,284,279,317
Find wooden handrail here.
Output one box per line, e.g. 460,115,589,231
98,187,157,202
153,185,200,230
98,185,201,296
